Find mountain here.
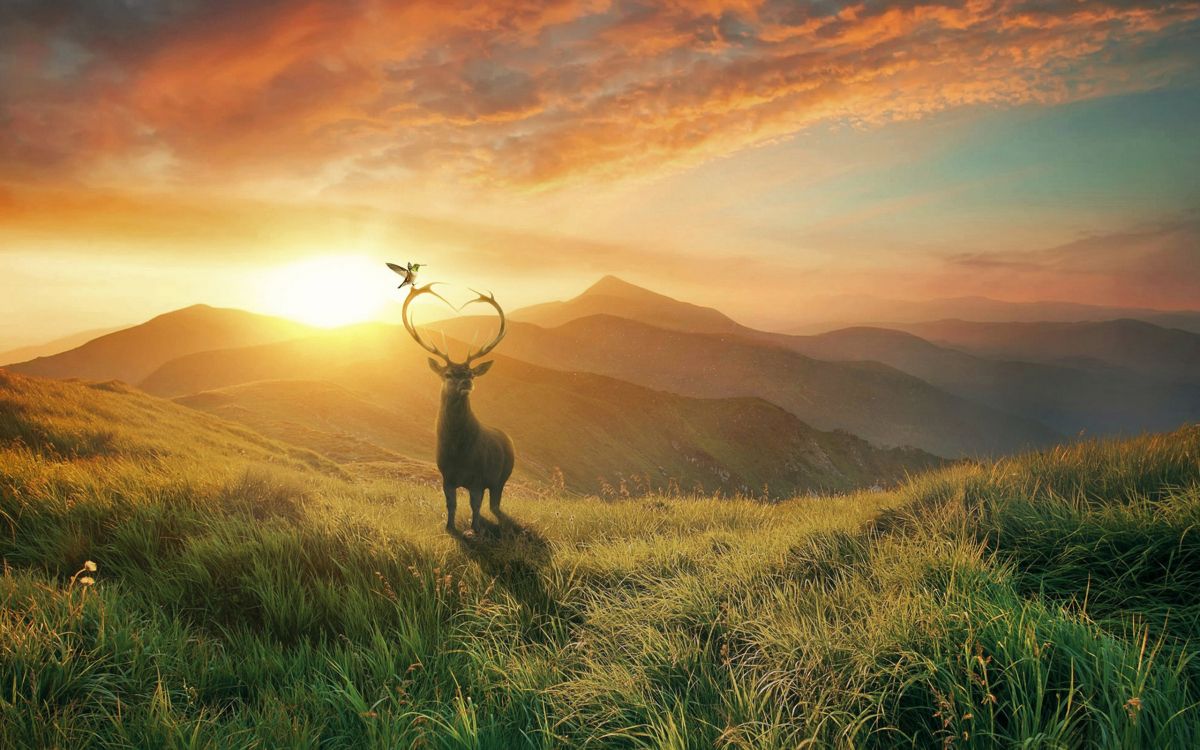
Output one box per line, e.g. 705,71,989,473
781,326,1200,436
433,314,1060,457
502,277,1200,438
140,322,405,397
143,331,939,496
893,319,1200,382
512,275,744,334
3,305,315,384
780,294,1200,334
0,325,127,365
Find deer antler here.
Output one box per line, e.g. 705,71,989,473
464,289,506,365
401,283,454,364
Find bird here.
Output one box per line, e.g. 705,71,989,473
386,261,423,290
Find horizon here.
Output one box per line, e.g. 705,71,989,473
9,271,1200,354
3,2,1199,345
7,270,1200,358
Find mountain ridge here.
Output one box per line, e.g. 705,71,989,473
16,276,1194,470
434,312,1062,457
4,304,316,384
0,325,128,365
502,278,1200,439
891,318,1200,381
512,274,744,334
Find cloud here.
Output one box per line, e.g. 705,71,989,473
0,183,733,281
940,219,1200,308
2,0,1198,192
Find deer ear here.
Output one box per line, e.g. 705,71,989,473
471,360,494,377
428,358,446,375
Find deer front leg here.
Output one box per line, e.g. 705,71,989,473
468,488,484,535
443,482,457,532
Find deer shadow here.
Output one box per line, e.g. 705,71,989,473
451,511,573,642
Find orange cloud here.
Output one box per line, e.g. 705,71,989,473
2,0,1197,194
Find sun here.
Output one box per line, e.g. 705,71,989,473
259,254,391,328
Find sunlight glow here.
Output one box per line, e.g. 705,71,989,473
259,255,390,328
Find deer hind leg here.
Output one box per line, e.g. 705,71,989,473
443,482,457,532
468,488,484,534
489,483,503,514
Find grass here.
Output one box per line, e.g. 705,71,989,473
1,369,1198,747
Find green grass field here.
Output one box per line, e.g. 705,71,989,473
2,369,1199,748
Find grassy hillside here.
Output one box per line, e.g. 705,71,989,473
5,305,314,384
2,370,1198,747
141,328,937,496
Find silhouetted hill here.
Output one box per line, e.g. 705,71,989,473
140,322,403,397
894,319,1200,381
435,314,1060,457
3,305,315,384
147,333,939,496
512,275,744,334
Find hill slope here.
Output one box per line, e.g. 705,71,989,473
2,368,1198,747
146,330,939,495
4,305,314,384
0,369,337,474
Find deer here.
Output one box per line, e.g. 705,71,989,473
402,284,515,535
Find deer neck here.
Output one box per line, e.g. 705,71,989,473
437,392,481,447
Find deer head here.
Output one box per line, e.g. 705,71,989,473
402,283,506,399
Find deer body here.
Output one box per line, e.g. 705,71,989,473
433,360,515,533
400,280,515,535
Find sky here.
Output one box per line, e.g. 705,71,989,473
1,0,1199,346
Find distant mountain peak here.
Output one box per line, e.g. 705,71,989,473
514,276,743,334
4,304,315,386
157,303,234,317
581,275,662,299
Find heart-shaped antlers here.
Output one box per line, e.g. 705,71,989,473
401,283,506,366
463,289,506,365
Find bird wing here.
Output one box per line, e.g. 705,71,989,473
386,262,407,276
